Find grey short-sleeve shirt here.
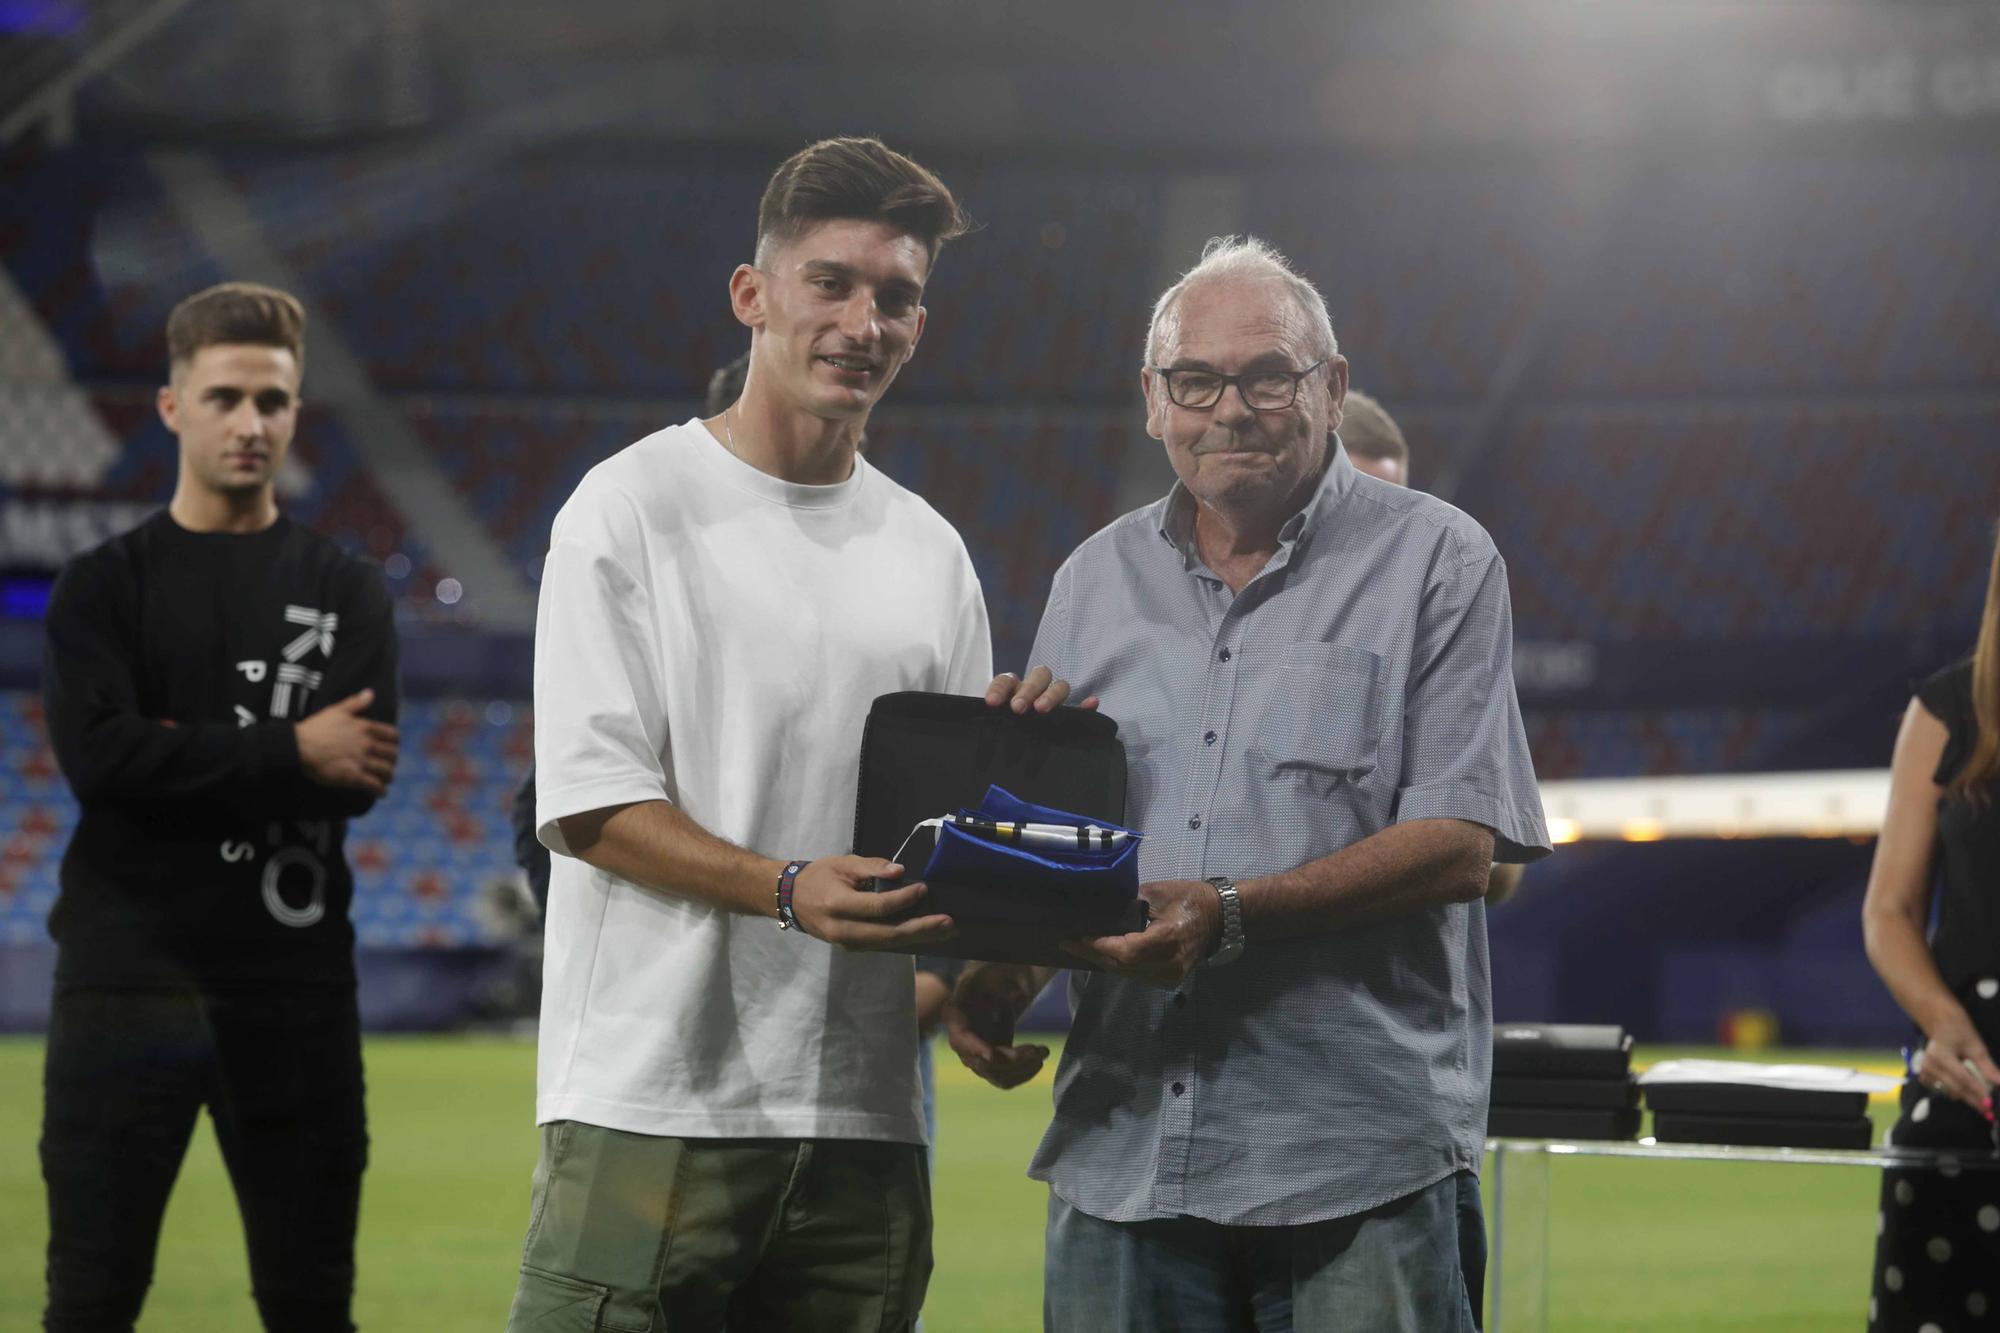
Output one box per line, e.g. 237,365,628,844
1025,441,1551,1227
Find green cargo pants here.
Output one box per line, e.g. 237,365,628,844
505,1121,932,1332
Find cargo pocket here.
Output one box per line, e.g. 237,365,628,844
1251,642,1383,784
509,1265,615,1331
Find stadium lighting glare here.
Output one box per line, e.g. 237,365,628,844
1619,818,1668,843
1537,770,1891,842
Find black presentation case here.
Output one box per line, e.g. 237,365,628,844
1488,1024,1641,1141
852,691,1147,968
1492,1023,1635,1079
1651,1112,1874,1150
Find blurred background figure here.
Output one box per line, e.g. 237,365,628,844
39,282,400,1332
1861,522,2000,1330
1337,385,1525,1331
1338,389,1526,907
1335,389,1408,488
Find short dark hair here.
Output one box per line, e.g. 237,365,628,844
166,281,306,374
705,352,750,417
756,137,969,271
1337,389,1408,469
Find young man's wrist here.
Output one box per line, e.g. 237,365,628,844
774,859,811,932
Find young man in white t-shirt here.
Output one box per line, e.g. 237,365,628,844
506,137,1077,1332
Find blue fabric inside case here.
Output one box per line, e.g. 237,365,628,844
919,784,1140,904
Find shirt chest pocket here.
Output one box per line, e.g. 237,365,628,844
1250,642,1385,784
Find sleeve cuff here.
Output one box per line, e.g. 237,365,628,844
259,719,302,784
537,779,675,858
1395,781,1553,864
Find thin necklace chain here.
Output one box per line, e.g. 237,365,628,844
722,404,741,459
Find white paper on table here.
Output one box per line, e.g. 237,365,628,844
1637,1058,1899,1093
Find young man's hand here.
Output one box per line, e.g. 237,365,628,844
790,856,955,951
296,689,399,795
945,963,1053,1089
983,666,1098,714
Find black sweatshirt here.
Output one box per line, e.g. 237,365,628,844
42,510,399,987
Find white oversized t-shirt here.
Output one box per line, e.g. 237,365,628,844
532,420,992,1142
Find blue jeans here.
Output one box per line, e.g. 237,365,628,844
1043,1173,1476,1333
919,1037,938,1167
1455,1171,1487,1330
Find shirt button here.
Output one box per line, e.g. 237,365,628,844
1203,730,1217,745
1188,816,1201,830
1172,1082,1186,1096
1218,648,1232,662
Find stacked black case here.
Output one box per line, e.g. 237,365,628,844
1644,1079,1874,1149
1488,1024,1641,1141
852,691,1146,968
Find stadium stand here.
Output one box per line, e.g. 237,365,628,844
1241,156,1594,401
1531,153,2000,396
215,147,1166,404
1465,404,2000,642
404,401,660,585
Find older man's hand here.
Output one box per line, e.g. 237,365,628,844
1061,879,1223,988
983,666,1099,715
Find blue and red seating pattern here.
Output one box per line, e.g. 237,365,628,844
216,148,1164,403
1465,405,2000,643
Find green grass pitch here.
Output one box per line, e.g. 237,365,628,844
0,1036,1901,1330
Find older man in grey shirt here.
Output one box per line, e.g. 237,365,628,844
949,236,1549,1332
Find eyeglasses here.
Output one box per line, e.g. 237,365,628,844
1150,358,1328,412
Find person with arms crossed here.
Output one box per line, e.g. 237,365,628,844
40,282,400,1333
1861,520,2000,1331
948,237,1549,1332
509,137,1074,1332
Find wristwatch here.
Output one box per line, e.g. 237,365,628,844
1204,876,1245,965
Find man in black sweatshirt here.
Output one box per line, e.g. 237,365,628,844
39,282,400,1333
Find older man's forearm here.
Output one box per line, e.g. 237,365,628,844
1237,818,1493,939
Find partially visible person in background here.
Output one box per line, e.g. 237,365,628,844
1337,388,1408,488
705,350,751,427
1861,521,2000,1331
1338,392,1524,908
914,955,964,1152
40,282,400,1332
1337,387,1521,1331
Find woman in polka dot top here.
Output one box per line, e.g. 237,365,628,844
1862,522,2000,1330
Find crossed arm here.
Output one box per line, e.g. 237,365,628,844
45,555,400,817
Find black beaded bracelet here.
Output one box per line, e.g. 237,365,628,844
776,859,810,932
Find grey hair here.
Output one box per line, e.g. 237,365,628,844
1144,235,1338,366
